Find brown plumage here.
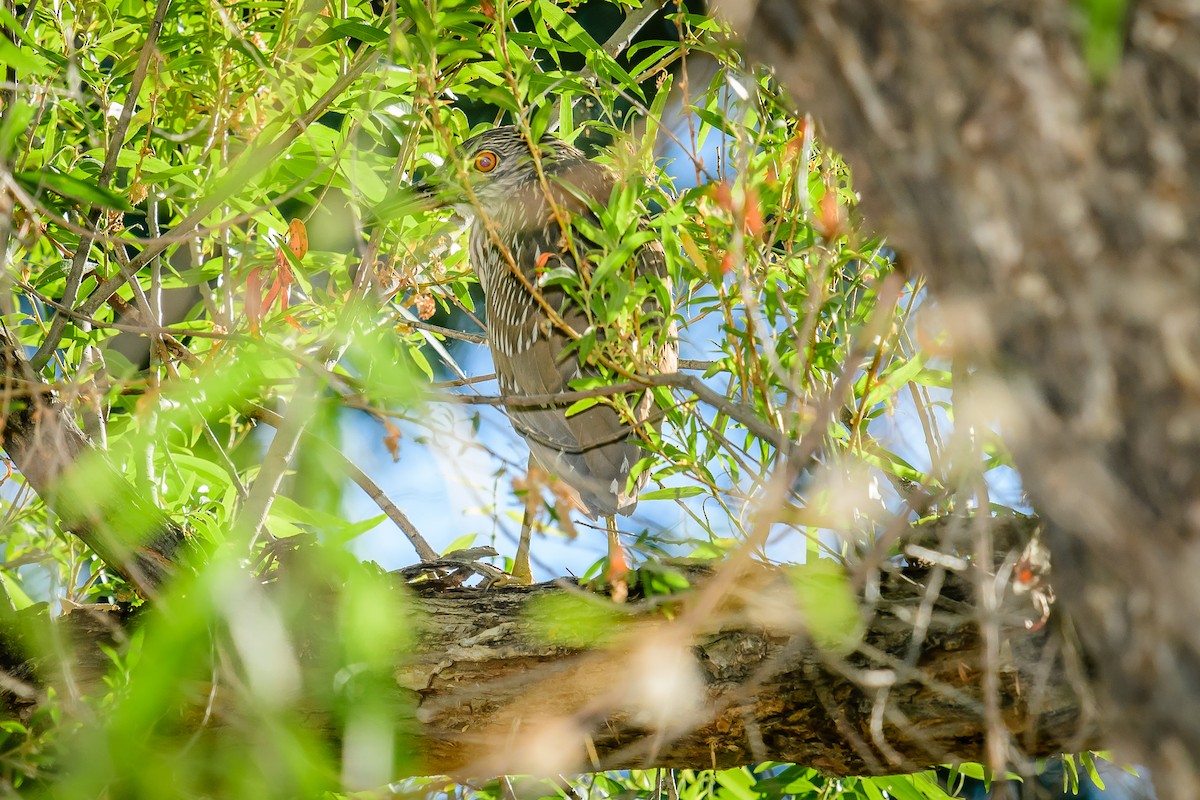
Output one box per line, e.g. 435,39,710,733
417,125,676,538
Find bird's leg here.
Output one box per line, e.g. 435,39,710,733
605,515,629,603
511,498,535,585
509,454,538,586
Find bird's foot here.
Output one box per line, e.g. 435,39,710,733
506,554,535,586
488,561,535,588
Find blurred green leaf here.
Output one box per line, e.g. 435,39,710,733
526,591,627,647
790,560,861,653
14,169,136,212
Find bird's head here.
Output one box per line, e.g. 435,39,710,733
414,126,600,226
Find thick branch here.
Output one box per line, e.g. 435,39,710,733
2,518,1099,777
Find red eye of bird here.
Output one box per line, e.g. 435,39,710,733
473,150,498,173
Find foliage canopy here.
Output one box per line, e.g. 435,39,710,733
0,0,1053,797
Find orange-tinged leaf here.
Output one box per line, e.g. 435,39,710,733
382,419,402,462
552,496,579,540
277,263,294,310
787,121,809,161
708,181,733,212
287,218,308,258
262,281,282,314
135,384,160,417
816,190,845,240
742,187,765,237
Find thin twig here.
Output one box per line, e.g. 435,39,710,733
74,49,383,321
546,0,669,131
234,376,319,549
400,318,485,344
250,405,438,562
432,373,496,389
30,0,173,368
436,370,784,448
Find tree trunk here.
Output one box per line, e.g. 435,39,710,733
734,0,1200,792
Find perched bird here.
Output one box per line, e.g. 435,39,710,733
415,125,677,589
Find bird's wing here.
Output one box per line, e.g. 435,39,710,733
487,161,676,516
488,226,643,516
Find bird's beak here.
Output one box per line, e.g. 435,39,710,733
413,177,457,212
411,179,436,202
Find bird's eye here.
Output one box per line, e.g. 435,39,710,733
473,151,499,173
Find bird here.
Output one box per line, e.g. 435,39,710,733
414,125,677,592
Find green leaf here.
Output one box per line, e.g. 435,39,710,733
0,573,34,611
14,169,136,212
450,279,476,313
1062,754,1080,793
1081,751,1107,790
533,0,641,95
0,99,35,161
0,36,51,75
408,345,434,380
875,775,944,800
862,352,927,409
311,20,391,45
564,396,600,417
713,768,756,800
640,486,706,501
637,562,690,596
337,513,389,541
1079,0,1129,80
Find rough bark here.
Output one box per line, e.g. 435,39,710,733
0,517,1099,778
0,329,187,595
734,0,1200,792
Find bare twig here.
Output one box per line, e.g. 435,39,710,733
399,318,486,344
437,370,787,451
